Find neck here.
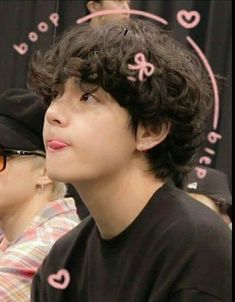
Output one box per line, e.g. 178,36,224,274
74,164,164,239
0,192,52,243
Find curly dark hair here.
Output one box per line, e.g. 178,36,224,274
28,19,213,188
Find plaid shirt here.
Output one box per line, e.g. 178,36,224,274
0,198,80,302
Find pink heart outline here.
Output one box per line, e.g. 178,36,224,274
177,10,201,29
48,269,70,290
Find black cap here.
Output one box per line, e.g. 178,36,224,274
0,88,47,151
185,166,232,206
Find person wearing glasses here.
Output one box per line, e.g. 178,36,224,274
0,88,80,301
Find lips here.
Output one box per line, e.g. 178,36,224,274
47,140,69,150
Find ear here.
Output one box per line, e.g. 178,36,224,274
136,122,171,152
87,1,101,13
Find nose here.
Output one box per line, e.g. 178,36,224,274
45,97,68,127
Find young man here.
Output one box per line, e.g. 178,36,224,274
84,0,130,27
29,19,231,301
185,166,232,229
0,88,80,301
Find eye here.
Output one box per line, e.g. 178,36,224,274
80,92,98,103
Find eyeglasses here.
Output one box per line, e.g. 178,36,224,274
0,148,46,172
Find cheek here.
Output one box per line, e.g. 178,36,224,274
0,172,30,210
0,174,11,202
75,113,134,156
43,120,49,143
75,125,134,181
0,161,35,192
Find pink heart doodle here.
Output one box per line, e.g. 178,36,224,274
48,269,70,290
177,10,201,29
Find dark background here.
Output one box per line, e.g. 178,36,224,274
0,0,232,196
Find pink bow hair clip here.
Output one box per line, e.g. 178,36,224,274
127,53,155,82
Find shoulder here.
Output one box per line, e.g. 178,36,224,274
155,184,231,300
0,238,50,277
152,182,231,250
31,197,80,244
163,182,231,229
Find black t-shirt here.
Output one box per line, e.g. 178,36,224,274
31,182,232,302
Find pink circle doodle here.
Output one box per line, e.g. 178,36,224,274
177,10,201,29
127,53,155,82
38,22,49,32
48,269,70,290
28,32,38,42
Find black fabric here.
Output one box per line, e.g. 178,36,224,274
0,88,47,151
31,182,232,302
169,289,226,302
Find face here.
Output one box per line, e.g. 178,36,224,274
0,155,42,217
91,0,130,25
43,77,137,185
